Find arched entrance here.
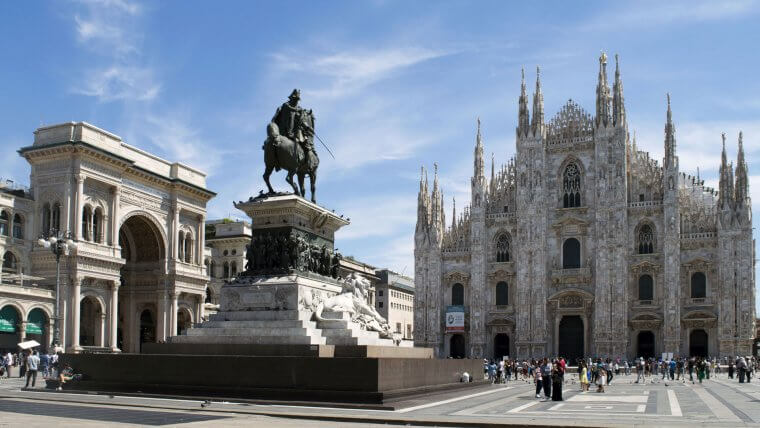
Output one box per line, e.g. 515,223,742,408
139,309,155,352
494,333,509,361
637,331,655,359
80,296,104,347
450,334,465,358
558,315,584,363
119,214,166,352
177,308,192,334
689,329,708,357
0,305,21,349
26,308,49,349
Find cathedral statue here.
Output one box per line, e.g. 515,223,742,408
263,89,320,203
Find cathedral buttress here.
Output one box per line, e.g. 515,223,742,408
469,119,488,357
662,94,682,355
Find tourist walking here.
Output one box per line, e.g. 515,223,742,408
3,351,12,378
636,358,645,383
597,367,606,393
580,361,589,391
39,352,50,378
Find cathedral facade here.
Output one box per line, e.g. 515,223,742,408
414,54,755,361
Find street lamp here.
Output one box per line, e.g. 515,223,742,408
37,230,77,349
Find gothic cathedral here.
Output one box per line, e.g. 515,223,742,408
414,53,755,361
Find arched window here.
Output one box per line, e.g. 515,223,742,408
562,238,581,269
496,234,510,262
178,231,185,261
495,281,509,306
223,250,229,256
223,261,230,278
691,272,706,298
82,206,92,241
184,234,193,263
231,261,238,276
93,208,103,243
2,252,18,274
562,162,582,208
0,211,8,236
638,224,654,254
638,274,654,300
205,287,213,304
42,203,51,235
12,214,23,239
451,283,464,306
51,203,61,231
209,260,216,278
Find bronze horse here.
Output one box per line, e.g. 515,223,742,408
262,111,319,202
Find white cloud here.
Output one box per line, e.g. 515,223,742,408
73,66,160,102
140,113,223,175
272,47,450,99
70,0,158,102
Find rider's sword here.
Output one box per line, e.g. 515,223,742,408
313,132,336,160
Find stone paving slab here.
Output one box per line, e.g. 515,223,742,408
2,373,760,427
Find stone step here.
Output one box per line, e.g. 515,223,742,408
324,336,394,346
209,310,313,322
185,327,319,337
169,334,326,345
202,319,317,329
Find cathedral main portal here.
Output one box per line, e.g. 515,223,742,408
558,315,584,363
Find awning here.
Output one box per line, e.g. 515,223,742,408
26,309,46,335
0,306,18,333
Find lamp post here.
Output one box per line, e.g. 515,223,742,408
37,230,77,349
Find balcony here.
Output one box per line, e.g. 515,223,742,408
632,299,661,309
628,200,662,209
682,296,714,308
551,267,592,285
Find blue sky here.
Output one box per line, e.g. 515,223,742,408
1,1,759,292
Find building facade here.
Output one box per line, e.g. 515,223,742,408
203,218,251,319
0,122,214,353
414,54,755,361
375,269,415,341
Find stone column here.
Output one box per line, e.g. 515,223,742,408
111,187,120,246
69,278,82,352
99,313,106,347
109,281,119,350
196,215,205,265
198,295,205,323
74,175,84,239
19,321,27,342
171,205,179,261
170,292,179,336
156,287,168,342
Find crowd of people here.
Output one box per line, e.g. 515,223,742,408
483,355,760,401
1,348,69,390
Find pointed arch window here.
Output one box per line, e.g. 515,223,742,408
93,208,103,243
496,234,510,262
638,224,654,254
231,261,238,277
42,203,51,235
2,252,18,274
562,162,582,208
82,206,92,241
223,261,230,278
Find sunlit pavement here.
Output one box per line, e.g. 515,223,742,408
1,373,760,427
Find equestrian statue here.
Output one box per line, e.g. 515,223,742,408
263,89,320,203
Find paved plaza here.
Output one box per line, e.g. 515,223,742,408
1,372,760,427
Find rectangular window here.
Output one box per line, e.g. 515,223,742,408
396,323,402,333
503,205,508,213
378,290,383,297
378,301,383,308
639,194,645,201
407,325,412,338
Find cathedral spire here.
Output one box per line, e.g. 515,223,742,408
517,67,530,137
612,54,626,127
473,118,485,183
664,93,677,169
595,52,612,127
735,131,749,207
719,133,734,211
416,166,431,235
490,153,495,190
531,66,544,135
451,197,456,230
